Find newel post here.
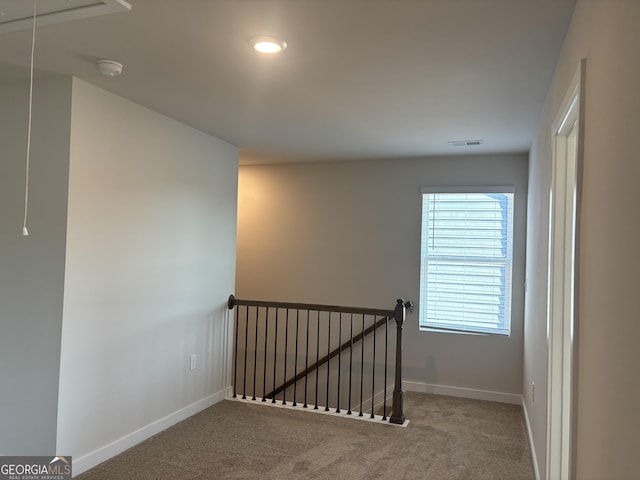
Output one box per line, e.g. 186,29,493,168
390,298,406,424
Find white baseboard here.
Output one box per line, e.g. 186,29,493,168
72,388,227,477
403,380,522,405
521,397,541,480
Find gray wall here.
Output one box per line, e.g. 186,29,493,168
237,154,527,399
1,75,239,470
56,78,238,470
524,1,640,478
0,76,72,454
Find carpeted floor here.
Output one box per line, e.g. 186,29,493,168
76,392,533,479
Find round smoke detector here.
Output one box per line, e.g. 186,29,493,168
97,59,123,76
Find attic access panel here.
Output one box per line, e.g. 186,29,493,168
0,0,130,33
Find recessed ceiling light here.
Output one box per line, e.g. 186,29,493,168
249,36,287,55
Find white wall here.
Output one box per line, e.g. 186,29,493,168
524,1,640,478
237,154,527,400
0,76,72,454
56,79,238,471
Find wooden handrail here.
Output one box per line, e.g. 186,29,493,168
228,295,411,422
228,295,396,319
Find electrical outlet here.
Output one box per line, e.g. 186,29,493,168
530,381,535,402
190,353,197,371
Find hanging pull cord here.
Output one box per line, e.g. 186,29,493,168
23,0,38,237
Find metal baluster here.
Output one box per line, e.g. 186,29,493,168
359,314,365,417
382,316,388,421
325,312,331,412
293,309,299,406
262,307,269,402
233,306,239,398
336,314,342,413
242,306,249,399
227,295,407,421
272,308,278,403
282,309,289,405
347,313,353,415
304,310,310,408
315,310,320,410
252,306,259,400
371,316,378,418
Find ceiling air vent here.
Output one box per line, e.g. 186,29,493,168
0,0,131,34
448,140,484,147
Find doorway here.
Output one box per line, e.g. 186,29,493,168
546,59,585,480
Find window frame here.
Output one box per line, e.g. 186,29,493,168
419,186,516,336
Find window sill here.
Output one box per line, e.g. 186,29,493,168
419,327,509,337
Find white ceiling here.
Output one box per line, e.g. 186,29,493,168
0,0,576,164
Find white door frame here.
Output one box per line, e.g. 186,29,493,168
546,59,585,480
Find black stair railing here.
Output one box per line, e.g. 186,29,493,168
227,295,412,424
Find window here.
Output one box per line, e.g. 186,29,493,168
419,189,514,335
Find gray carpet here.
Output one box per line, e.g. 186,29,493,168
77,392,533,479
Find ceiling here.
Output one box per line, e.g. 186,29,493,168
0,0,576,164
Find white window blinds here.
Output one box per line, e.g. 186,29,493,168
419,191,514,335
